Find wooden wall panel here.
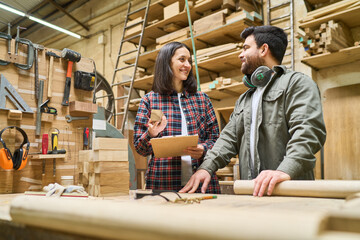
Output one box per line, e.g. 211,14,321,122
323,84,360,179
0,39,95,193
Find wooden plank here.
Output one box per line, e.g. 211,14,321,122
163,1,180,20
7,110,22,121
93,162,130,174
155,27,189,45
194,10,226,35
234,180,360,198
30,154,66,160
120,75,153,91
93,150,128,162
299,5,360,29
301,45,360,70
323,84,360,180
69,101,97,116
89,172,129,185
203,82,247,100
9,194,351,240
93,138,128,151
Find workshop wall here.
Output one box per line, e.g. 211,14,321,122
0,38,95,193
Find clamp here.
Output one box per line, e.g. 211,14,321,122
14,26,34,70
0,22,12,66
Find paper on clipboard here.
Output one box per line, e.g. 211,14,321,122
150,135,198,158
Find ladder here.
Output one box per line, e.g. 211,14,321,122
109,0,151,134
267,0,294,70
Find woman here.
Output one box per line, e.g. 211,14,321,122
133,42,220,193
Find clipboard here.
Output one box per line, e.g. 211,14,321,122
150,135,198,158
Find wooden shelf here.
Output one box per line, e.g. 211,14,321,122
120,49,242,91
197,50,242,75
301,45,360,70
30,154,66,160
203,82,247,101
127,0,224,47
120,75,154,91
299,5,360,29
124,16,256,69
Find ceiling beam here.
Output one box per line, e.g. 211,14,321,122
45,0,89,31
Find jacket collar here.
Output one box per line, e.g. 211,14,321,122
272,65,287,75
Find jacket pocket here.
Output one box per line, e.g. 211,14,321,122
262,89,284,125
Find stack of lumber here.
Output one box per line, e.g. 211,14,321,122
78,150,92,192
88,138,129,197
299,0,360,23
156,27,190,49
197,42,242,62
216,157,238,181
298,20,354,56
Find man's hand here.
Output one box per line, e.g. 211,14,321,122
184,144,204,159
179,169,211,194
148,115,167,138
253,170,290,197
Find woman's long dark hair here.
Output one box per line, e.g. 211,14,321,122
152,42,197,94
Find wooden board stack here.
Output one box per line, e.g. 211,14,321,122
87,138,129,197
298,20,354,57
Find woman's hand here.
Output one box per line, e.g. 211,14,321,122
184,144,204,159
148,115,167,138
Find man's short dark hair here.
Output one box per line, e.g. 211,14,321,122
152,42,197,94
240,26,288,64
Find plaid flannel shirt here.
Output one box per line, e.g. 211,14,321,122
134,90,220,193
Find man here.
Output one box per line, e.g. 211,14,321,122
180,25,326,196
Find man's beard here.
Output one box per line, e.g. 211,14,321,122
241,55,265,78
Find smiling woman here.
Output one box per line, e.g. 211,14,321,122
133,42,221,193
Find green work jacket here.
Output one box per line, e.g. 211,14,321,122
200,65,326,180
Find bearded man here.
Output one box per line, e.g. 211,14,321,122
180,25,326,197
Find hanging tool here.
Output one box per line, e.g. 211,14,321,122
83,127,89,150
42,134,48,155
40,99,57,115
74,71,95,91
14,26,34,70
49,128,60,177
33,44,44,100
65,115,89,123
46,51,61,98
35,80,44,136
0,74,33,113
0,22,12,66
61,48,81,106
41,133,48,176
51,130,59,155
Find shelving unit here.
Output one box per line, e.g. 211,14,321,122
124,17,256,68
299,5,360,29
118,0,261,116
122,49,243,91
301,45,360,70
299,3,360,70
125,0,225,47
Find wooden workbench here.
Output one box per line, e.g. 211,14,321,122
1,188,360,240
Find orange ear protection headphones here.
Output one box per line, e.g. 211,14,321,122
242,66,273,88
0,126,30,170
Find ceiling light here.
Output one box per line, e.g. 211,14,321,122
0,3,82,39
0,3,25,16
